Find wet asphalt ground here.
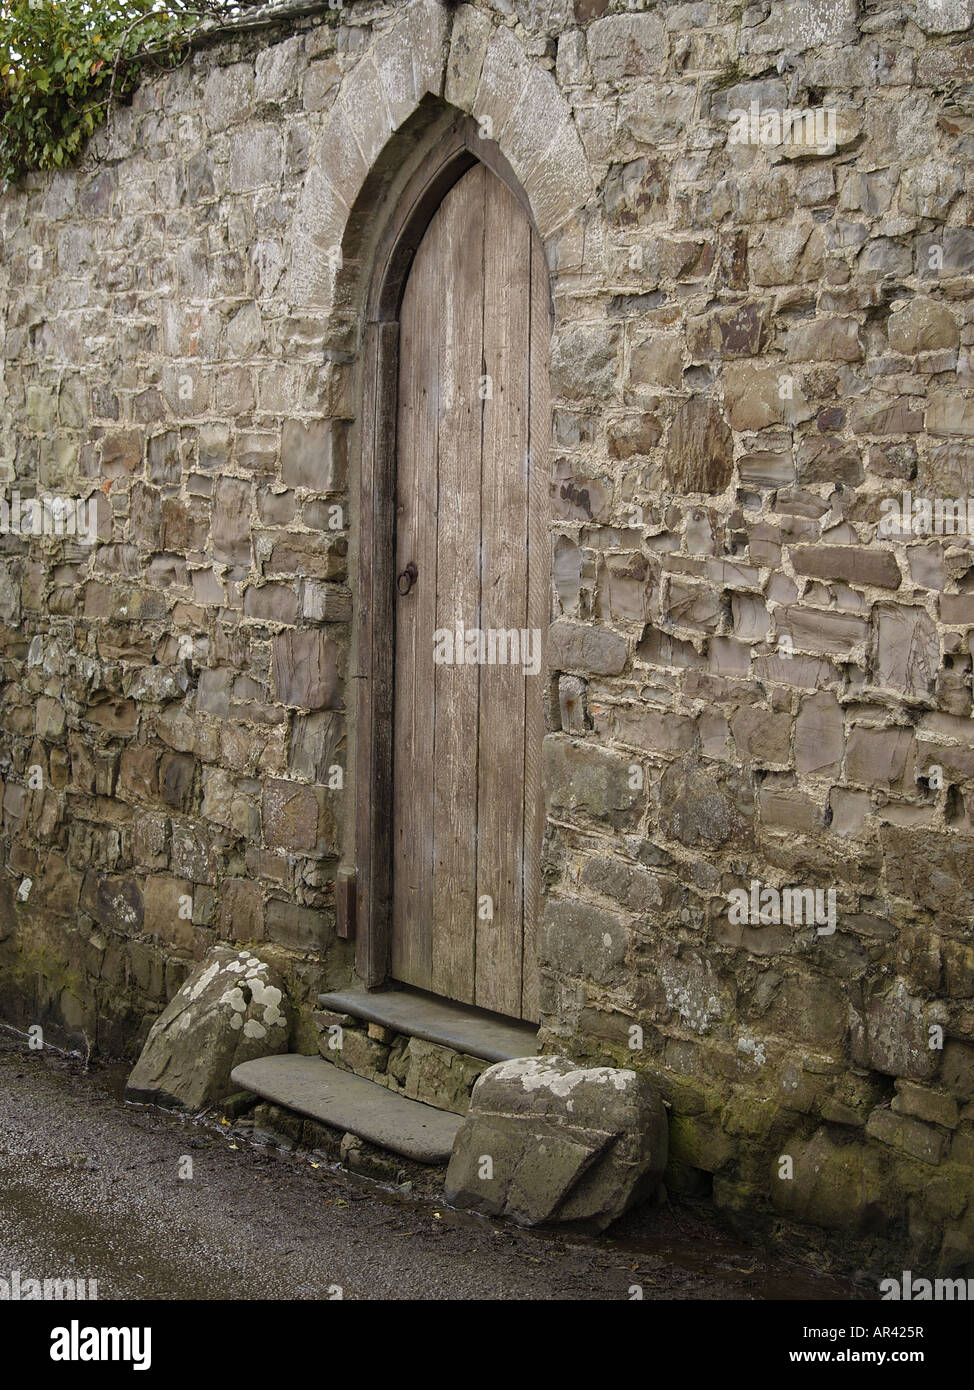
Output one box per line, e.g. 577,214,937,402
0,1029,869,1301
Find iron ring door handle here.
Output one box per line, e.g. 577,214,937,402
397,561,418,595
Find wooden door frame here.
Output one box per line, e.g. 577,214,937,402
351,113,552,990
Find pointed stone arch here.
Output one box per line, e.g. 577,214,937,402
289,0,594,321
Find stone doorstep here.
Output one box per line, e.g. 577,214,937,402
317,985,539,1063
230,1054,463,1164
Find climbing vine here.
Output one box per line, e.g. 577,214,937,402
0,0,229,183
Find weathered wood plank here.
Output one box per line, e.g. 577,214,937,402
430,163,486,1006
475,173,531,1019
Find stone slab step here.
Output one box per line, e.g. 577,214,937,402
317,985,538,1064
230,1054,463,1164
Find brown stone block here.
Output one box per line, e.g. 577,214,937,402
262,778,334,854
792,545,901,589
606,413,661,458
665,577,722,632
660,757,754,847
941,595,974,625
100,431,143,477
272,629,341,709
883,825,974,923
795,692,845,775
144,874,195,951
731,706,792,764
600,705,697,755
845,725,915,789
242,582,299,624
211,477,252,566
119,746,160,801
266,531,346,580
664,397,733,495
159,752,196,812
217,877,264,943
83,699,137,734
281,418,347,491
80,872,144,933
871,604,939,698
758,777,823,833
548,619,627,676
265,897,328,951
777,606,868,656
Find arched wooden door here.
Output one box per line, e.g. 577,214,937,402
390,161,549,1024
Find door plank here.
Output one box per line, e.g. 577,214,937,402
430,164,486,1006
475,177,531,1018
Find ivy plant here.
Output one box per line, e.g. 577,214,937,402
0,0,228,183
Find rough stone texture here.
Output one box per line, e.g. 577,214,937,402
313,1008,490,1116
0,0,971,1274
125,946,289,1110
444,1056,668,1231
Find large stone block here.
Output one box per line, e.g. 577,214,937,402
872,605,939,698
888,298,960,354
550,323,620,402
770,1127,890,1232
911,0,973,35
659,757,755,848
742,0,859,55
125,947,289,1111
795,692,844,775
444,1056,668,1231
445,3,492,111
851,980,946,1081
540,898,629,985
664,397,733,495
211,477,252,566
791,546,901,590
262,778,334,853
548,619,627,675
587,13,665,81
884,827,974,925
281,418,346,490
777,606,868,657
845,725,914,788
542,735,642,828
143,874,194,952
272,630,341,709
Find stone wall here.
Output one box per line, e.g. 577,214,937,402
2,0,974,1270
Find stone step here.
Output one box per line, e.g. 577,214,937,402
230,1054,463,1164
317,985,538,1064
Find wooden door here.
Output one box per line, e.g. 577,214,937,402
391,162,549,1024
